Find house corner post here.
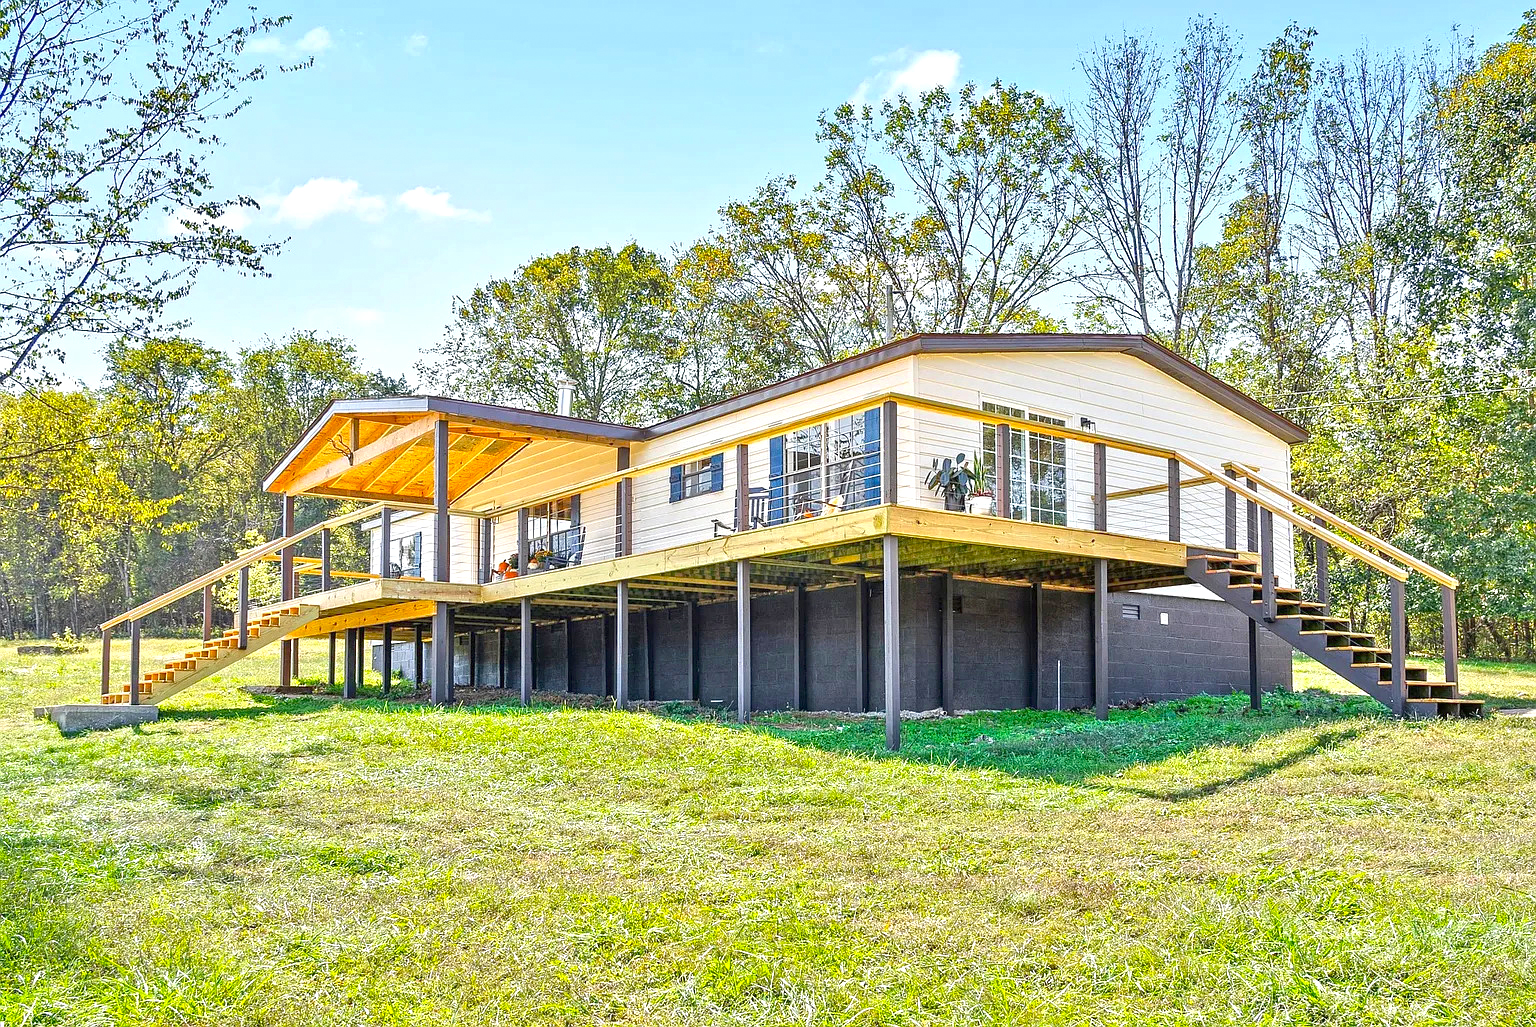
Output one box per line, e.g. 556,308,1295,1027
320,528,332,592
1166,457,1181,542
882,535,901,750
342,628,358,700
735,443,750,530
1260,508,1277,622
1093,443,1107,532
380,507,392,580
940,571,955,714
327,631,336,688
880,400,898,505
517,507,530,574
1224,468,1238,550
382,624,394,696
1093,558,1108,720
616,446,632,558
128,621,141,705
1247,618,1261,711
736,559,752,723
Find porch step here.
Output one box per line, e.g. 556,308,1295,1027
1187,551,1480,718
100,604,318,706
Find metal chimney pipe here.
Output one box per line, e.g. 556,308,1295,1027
884,284,894,344
556,378,575,417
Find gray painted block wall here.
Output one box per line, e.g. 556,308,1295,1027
373,576,1294,710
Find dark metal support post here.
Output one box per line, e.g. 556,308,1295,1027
686,601,699,702
735,443,750,530
520,598,533,705
940,571,955,713
320,528,331,591
100,629,111,699
431,603,452,704
237,566,249,649
433,419,451,583
880,400,898,504
854,576,869,712
129,620,140,705
496,626,507,690
1248,619,1261,710
1224,468,1238,550
382,624,393,696
517,507,530,574
564,617,575,693
1093,559,1108,720
995,423,1012,518
202,584,213,642
1245,477,1259,553
1028,582,1044,710
413,627,424,687
792,584,806,710
280,493,295,690
1390,577,1407,716
736,559,752,723
615,582,630,708
328,632,336,688
467,629,479,689
380,507,392,579
1093,442,1107,532
882,535,901,750
1260,508,1276,622
341,629,355,699
1167,457,1181,542
616,447,631,557
1442,585,1458,685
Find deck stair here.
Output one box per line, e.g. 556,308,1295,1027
1188,552,1481,719
100,604,318,705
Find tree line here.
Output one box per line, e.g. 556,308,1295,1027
3,6,1536,661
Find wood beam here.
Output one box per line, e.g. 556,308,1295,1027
289,413,442,496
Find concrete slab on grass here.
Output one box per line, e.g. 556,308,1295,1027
34,704,159,734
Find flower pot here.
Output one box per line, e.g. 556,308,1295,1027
967,495,994,516
943,486,966,512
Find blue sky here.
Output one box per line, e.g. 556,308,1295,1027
72,0,1523,386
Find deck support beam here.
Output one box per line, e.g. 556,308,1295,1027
328,632,336,688
128,620,141,705
615,582,631,708
736,559,751,723
520,599,534,705
854,575,869,713
433,419,451,584
1028,581,1043,709
1093,558,1108,720
237,566,249,650
880,401,897,503
413,627,424,687
202,584,213,642
100,629,111,699
1442,584,1459,685
1247,619,1261,711
1093,443,1107,532
467,629,479,689
430,602,452,705
686,600,699,702
1260,508,1277,622
793,585,807,710
1224,468,1238,550
496,626,507,690
279,492,295,690
1167,457,1181,542
940,571,955,714
1389,577,1407,717
382,624,393,696
343,628,358,700
882,535,901,750
380,507,392,579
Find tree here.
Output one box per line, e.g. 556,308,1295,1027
423,244,672,423
818,81,1083,336
0,0,290,384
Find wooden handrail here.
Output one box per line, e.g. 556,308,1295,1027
1175,453,1410,582
1225,462,1458,588
100,501,392,631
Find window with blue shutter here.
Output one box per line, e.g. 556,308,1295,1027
668,455,726,502
862,407,881,506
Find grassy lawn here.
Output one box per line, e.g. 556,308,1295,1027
4,641,1536,1025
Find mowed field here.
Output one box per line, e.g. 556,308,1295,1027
4,639,1536,1025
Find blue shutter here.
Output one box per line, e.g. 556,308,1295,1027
669,464,683,503
862,408,881,507
769,436,786,525
709,453,724,493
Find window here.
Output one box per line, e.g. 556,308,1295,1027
391,532,422,579
982,402,1068,527
768,411,880,524
669,454,724,502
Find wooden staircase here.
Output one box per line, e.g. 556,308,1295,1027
100,603,318,705
1188,552,1482,719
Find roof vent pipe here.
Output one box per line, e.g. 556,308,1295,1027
556,378,575,417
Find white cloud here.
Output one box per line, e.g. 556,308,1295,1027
273,178,387,228
247,26,332,57
852,48,960,104
164,205,253,236
396,186,489,222
405,33,428,56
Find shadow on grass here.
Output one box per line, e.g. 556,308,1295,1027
752,690,1385,795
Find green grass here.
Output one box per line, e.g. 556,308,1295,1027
4,642,1536,1025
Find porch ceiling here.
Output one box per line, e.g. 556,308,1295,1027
265,397,637,502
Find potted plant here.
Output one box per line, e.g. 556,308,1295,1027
966,452,995,515
925,452,979,512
